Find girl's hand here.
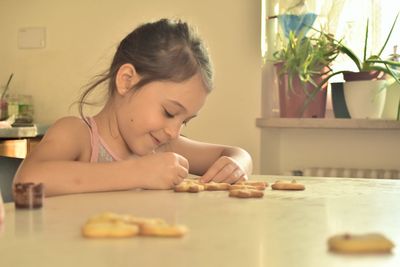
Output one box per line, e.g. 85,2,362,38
137,152,189,189
199,156,248,184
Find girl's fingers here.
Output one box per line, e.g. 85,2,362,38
219,168,246,184
212,164,237,183
201,156,247,184
229,168,245,183
200,158,230,183
174,176,184,185
177,154,189,170
171,167,186,186
172,154,188,185
177,165,189,180
236,174,249,183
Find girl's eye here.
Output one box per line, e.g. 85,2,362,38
164,109,174,118
163,107,190,126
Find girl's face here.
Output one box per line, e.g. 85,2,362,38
116,73,208,156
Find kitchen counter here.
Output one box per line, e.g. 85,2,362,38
0,124,49,139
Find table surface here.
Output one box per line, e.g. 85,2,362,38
1,175,400,267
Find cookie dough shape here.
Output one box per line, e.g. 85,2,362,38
203,181,230,191
328,233,395,254
271,180,305,190
174,179,205,193
140,222,188,237
174,179,267,199
235,181,268,190
229,184,266,191
82,212,187,238
229,189,264,198
82,221,140,238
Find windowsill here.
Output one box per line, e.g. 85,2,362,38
256,118,400,129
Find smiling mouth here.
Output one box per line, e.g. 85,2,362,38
150,134,161,146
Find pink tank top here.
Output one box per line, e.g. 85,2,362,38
86,117,122,163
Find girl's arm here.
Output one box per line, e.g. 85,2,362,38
14,117,187,196
168,136,253,184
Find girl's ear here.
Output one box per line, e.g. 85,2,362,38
115,63,140,96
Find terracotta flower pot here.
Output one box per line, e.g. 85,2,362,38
275,63,328,118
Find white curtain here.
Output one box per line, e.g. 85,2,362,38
265,0,400,63
321,0,400,72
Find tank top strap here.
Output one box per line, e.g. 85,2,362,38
86,117,100,163
85,117,122,162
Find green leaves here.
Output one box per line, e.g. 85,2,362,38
363,19,369,63
377,12,399,58
339,45,362,71
337,13,400,76
273,30,341,92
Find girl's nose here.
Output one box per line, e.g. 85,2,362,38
165,122,182,140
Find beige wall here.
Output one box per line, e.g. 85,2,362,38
0,0,262,173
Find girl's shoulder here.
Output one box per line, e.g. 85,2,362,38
33,116,92,161
49,116,89,132
43,116,91,144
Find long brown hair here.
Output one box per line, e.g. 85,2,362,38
78,18,213,119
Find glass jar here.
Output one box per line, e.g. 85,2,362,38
16,95,34,123
6,94,34,123
0,97,7,120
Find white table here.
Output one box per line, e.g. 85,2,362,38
1,175,400,267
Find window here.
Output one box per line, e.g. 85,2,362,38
262,0,400,64
261,0,400,117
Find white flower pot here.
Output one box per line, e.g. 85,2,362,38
381,81,400,119
344,80,387,119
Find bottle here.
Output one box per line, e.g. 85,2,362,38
279,0,317,38
16,95,34,124
6,94,19,119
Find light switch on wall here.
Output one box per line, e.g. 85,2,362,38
18,27,46,49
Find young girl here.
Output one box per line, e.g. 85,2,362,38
14,18,253,196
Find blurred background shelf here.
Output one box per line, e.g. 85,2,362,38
0,124,49,158
256,118,400,129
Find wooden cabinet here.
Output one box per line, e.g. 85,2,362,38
0,137,42,158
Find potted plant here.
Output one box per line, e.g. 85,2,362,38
273,29,341,118
323,14,400,119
